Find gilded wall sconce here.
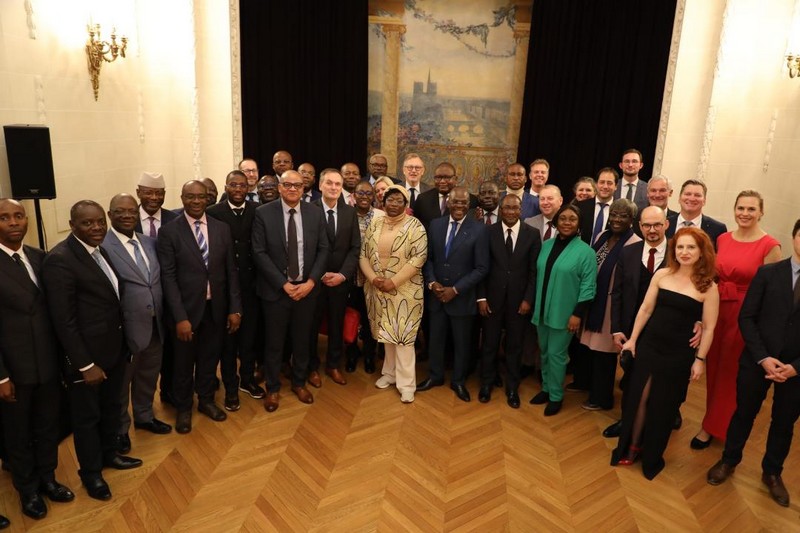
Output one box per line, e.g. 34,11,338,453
86,23,127,100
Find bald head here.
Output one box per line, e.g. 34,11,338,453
108,193,139,237
639,205,668,246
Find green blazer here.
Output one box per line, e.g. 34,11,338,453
533,236,597,329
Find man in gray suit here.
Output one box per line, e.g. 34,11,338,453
614,149,649,212
523,184,563,241
102,194,172,455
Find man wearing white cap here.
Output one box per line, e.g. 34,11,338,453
135,172,178,239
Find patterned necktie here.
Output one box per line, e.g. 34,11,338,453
444,220,458,258
626,183,634,201
327,209,336,243
440,195,448,215
91,249,119,298
592,203,608,244
194,220,209,268
543,221,553,240
148,216,157,238
505,228,514,257
129,239,150,278
485,212,492,225
348,193,356,207
647,248,656,274
287,208,300,280
684,220,694,227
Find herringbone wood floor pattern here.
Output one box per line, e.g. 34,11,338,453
2,355,798,532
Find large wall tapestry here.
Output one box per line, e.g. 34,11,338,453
368,0,531,191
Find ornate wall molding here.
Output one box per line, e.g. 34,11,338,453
229,0,243,165
189,0,201,178
138,85,145,143
34,75,46,123
24,0,37,39
653,0,685,176
697,0,732,181
764,108,777,173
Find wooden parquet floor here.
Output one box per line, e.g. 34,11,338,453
2,357,799,532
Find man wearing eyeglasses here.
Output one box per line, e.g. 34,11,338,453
604,206,698,437
413,162,478,230
298,163,321,203
252,170,329,413
135,172,177,238
366,153,401,185
401,153,430,210
239,159,260,204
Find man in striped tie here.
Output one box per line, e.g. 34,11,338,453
157,181,243,434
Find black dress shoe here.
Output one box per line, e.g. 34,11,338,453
451,384,471,402
0,514,8,529
224,394,241,412
529,391,549,405
364,356,376,374
40,480,75,502
762,473,790,507
198,401,227,421
116,433,131,454
603,420,623,438
506,391,520,409
21,492,47,519
544,400,562,416
416,377,444,392
478,386,492,403
82,476,112,501
104,454,143,470
176,411,192,434
134,418,172,434
673,411,683,430
239,382,266,399
690,436,712,450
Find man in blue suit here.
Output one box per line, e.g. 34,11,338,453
417,186,490,402
665,179,727,248
501,163,540,220
102,194,172,455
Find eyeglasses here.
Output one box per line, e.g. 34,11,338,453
404,165,423,171
241,168,257,174
182,194,207,201
384,197,406,206
280,182,304,190
354,191,373,197
640,223,665,230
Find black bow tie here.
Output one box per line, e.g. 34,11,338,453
233,208,244,216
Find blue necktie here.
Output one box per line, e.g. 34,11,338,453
444,220,458,258
92,249,119,298
195,220,209,268
592,203,608,244
129,239,150,278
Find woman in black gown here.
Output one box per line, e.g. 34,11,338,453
611,227,720,480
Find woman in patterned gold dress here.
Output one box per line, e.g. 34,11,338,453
360,185,427,403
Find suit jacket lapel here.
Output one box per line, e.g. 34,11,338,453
68,235,118,298
0,251,38,294
448,219,470,257
106,232,147,283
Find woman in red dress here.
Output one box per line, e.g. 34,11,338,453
691,190,781,449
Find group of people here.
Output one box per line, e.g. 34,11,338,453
0,148,797,529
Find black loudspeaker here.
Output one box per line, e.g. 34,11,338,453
3,124,57,199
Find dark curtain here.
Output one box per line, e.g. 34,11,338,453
239,0,368,173
517,0,677,195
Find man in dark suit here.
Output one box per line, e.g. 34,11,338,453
299,163,322,203
271,150,294,177
365,153,400,185
401,153,430,210
207,171,265,410
252,170,329,412
665,179,727,247
340,162,363,206
576,167,619,245
632,175,678,237
413,162,479,230
707,220,800,507
418,186,489,402
476,194,541,407
43,200,142,502
158,180,242,434
614,149,649,213
257,175,280,204
102,194,172,456
500,163,540,220
0,200,73,522
474,181,500,225
220,159,262,204
309,168,360,387
135,171,179,237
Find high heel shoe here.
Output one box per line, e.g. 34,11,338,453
690,435,713,450
618,445,642,466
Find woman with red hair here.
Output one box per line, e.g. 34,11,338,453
611,227,720,479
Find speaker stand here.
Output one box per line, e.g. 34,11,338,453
33,199,45,250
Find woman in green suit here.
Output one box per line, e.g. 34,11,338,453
530,204,597,416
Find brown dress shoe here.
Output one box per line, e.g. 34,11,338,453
707,460,736,485
325,368,347,385
307,371,322,388
264,393,280,413
292,386,314,404
762,474,790,507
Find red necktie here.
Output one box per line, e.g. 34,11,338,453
485,213,492,225
543,222,552,240
647,248,656,274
